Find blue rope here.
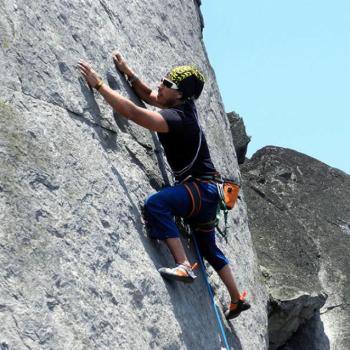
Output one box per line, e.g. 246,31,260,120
192,233,231,350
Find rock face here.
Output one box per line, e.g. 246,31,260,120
241,146,350,349
0,1,268,349
227,112,251,164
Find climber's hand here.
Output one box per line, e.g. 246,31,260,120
112,51,131,75
78,60,100,89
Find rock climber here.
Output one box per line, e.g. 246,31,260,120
78,54,250,319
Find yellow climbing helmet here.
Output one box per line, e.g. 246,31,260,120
167,65,205,100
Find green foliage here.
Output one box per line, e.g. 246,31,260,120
0,100,14,117
1,37,10,49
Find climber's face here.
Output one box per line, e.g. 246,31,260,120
157,78,183,107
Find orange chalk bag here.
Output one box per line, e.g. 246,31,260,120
215,179,241,241
217,180,240,211
221,181,240,210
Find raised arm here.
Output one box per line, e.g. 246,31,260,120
112,52,164,108
78,60,169,133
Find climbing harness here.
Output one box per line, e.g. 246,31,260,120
182,175,240,242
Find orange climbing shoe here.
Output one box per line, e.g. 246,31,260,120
225,291,251,319
158,263,198,283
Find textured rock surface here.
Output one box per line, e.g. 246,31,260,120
241,146,350,349
227,112,251,164
0,1,268,349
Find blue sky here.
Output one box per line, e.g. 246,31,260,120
201,1,350,174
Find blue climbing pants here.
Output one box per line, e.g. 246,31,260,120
144,181,229,271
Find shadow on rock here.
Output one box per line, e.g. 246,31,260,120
278,311,330,350
75,78,119,152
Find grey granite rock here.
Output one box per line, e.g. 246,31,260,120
268,293,327,350
0,1,268,349
227,112,251,165
242,146,350,349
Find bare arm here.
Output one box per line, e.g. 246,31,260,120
112,52,164,108
78,60,169,133
98,84,168,132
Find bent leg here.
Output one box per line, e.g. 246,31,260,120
144,184,192,265
165,237,190,266
217,264,241,302
194,230,240,301
194,230,228,271
144,184,190,239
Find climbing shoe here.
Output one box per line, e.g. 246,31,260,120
225,291,251,319
158,263,198,283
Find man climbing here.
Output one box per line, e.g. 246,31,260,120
78,54,250,319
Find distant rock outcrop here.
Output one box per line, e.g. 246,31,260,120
227,111,251,164
241,146,350,349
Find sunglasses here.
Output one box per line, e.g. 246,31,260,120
161,78,179,90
